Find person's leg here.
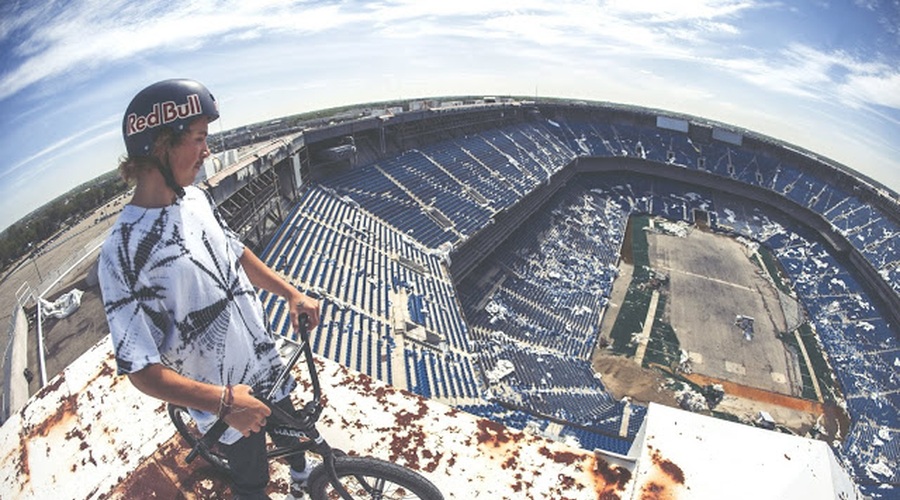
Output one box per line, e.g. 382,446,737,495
268,397,308,474
267,396,313,496
223,430,270,499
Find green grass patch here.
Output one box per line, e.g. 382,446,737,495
779,328,819,400
796,323,840,404
631,215,651,280
642,294,681,369
609,215,656,356
609,286,652,356
757,245,793,295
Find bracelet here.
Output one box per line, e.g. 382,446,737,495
217,384,234,419
217,385,226,418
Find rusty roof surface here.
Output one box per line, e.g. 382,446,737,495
629,403,859,500
0,338,634,499
1,335,861,499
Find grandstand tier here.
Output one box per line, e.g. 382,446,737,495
232,100,898,496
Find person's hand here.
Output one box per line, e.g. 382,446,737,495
223,384,271,437
288,290,320,332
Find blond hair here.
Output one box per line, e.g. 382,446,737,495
117,126,184,183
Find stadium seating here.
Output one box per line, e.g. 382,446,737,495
257,115,898,489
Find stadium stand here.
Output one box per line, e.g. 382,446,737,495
255,106,898,495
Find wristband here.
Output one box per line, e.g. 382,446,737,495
217,384,234,419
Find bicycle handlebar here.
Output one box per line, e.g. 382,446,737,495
184,313,317,463
185,418,229,464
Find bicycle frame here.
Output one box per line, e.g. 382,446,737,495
185,315,357,499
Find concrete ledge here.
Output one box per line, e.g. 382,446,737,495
0,336,627,499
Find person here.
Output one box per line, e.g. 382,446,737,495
98,78,320,499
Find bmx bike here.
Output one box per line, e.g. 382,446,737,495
168,315,443,500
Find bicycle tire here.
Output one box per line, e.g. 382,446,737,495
306,456,443,500
167,403,232,472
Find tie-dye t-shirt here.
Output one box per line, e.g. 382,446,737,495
98,186,292,443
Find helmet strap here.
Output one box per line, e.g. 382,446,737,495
158,155,186,199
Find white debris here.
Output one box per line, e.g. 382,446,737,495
39,289,84,320
486,359,515,384
865,459,893,480
675,388,707,412
485,298,510,323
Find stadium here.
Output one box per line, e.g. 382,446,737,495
1,97,897,498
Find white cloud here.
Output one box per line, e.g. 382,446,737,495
704,43,900,114
0,0,351,101
1,0,899,228
1,0,769,102
604,0,756,22
0,116,118,182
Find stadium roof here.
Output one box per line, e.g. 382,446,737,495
0,334,860,499
0,337,630,499
627,403,858,499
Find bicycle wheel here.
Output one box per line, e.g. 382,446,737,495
167,403,232,472
307,456,443,500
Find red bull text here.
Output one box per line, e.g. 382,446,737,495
126,94,202,136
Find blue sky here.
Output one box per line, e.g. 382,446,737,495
1,0,898,232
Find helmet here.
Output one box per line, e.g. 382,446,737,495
122,79,219,157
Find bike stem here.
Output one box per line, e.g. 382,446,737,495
268,313,321,407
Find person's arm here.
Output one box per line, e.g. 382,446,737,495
239,247,320,331
128,363,270,437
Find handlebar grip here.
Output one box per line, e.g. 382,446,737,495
185,446,201,464
185,418,229,464
299,312,309,330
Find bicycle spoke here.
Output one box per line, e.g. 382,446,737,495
374,477,386,496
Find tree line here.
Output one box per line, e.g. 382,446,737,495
0,171,129,275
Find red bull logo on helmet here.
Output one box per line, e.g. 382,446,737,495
125,93,203,136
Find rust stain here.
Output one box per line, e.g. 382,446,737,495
639,446,686,499
129,434,231,499
15,389,80,492
96,361,116,381
641,481,670,499
476,418,517,448
650,447,684,485
592,455,633,499
381,397,432,470
29,392,79,438
420,448,443,473
558,473,577,490
105,456,187,499
30,370,67,402
16,427,30,491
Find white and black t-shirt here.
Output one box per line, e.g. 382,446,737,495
99,186,292,443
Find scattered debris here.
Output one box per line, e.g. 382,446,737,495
486,359,515,384
39,289,84,320
734,315,755,341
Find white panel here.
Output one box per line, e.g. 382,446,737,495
656,116,689,133
713,127,744,146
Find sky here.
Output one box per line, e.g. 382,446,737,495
1,0,899,232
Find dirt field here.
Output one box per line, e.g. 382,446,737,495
647,226,800,396
593,353,679,407
592,218,827,437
